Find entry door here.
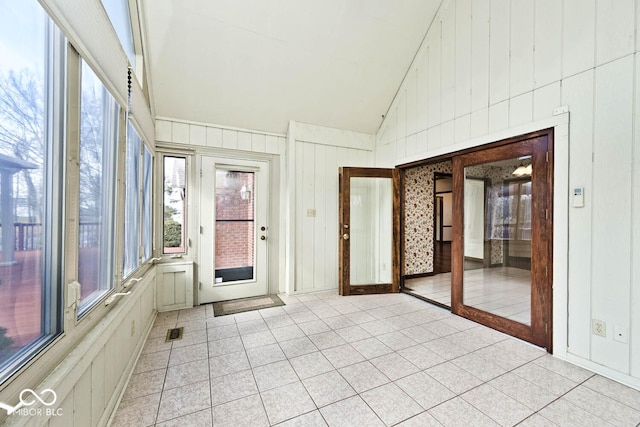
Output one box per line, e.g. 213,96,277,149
338,167,400,295
199,157,269,303
452,132,553,349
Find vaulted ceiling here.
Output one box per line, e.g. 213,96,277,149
141,0,442,134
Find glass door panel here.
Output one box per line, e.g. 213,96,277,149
214,169,255,283
339,167,399,295
452,131,552,350
349,177,393,285
463,157,532,326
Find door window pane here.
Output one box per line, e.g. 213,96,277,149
163,156,186,253
78,61,119,314
214,170,254,283
0,0,63,381
463,157,532,325
349,177,392,285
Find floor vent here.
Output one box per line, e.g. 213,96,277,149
165,327,184,342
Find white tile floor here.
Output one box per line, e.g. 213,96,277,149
111,292,640,427
406,267,531,325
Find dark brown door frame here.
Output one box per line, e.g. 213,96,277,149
451,130,554,351
338,167,400,296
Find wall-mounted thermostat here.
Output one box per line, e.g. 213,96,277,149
573,187,584,208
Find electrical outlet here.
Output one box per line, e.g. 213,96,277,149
592,319,606,337
306,208,316,217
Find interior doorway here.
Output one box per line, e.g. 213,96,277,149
434,173,453,274
399,129,553,350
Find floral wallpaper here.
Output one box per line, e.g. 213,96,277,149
403,160,526,275
403,160,453,275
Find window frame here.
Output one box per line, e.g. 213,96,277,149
0,5,66,385
158,152,191,258
122,120,154,280
75,58,121,319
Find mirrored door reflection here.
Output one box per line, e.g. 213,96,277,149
463,156,532,325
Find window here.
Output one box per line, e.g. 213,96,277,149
77,60,119,316
0,0,64,382
163,156,186,254
101,0,136,67
123,123,152,277
123,122,141,277
142,146,153,260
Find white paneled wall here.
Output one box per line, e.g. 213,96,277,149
375,0,640,387
156,118,286,155
291,122,375,293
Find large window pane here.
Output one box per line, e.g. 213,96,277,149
163,156,186,254
123,122,141,277
78,61,119,314
142,146,152,261
0,0,63,381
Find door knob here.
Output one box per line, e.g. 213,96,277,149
343,233,350,240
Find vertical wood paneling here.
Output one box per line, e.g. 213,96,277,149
156,120,172,142
509,0,534,97
325,146,339,288
74,367,92,426
300,142,316,290
251,133,266,152
632,53,640,378
534,0,562,88
237,131,252,151
189,125,206,146
441,120,455,149
488,100,509,133
49,393,74,427
427,125,441,152
222,129,238,150
294,141,304,291
533,82,561,121
206,127,223,147
509,92,533,127
91,350,106,426
489,0,511,104
455,0,472,117
397,89,407,140
406,71,417,136
416,130,428,154
470,107,489,138
406,133,417,157
428,26,442,127
441,4,456,122
471,0,490,111
172,122,189,144
313,144,327,289
562,0,595,78
454,114,471,142
416,52,429,131
265,135,279,154
592,56,633,372
595,0,635,67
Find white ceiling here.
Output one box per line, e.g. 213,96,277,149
141,0,441,135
